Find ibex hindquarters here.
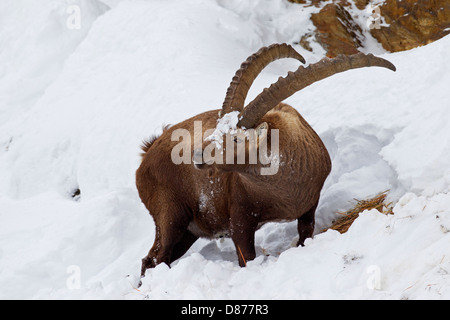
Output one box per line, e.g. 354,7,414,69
137,44,395,278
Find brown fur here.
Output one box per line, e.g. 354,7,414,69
140,125,171,158
136,102,331,276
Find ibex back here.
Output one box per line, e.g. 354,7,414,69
136,44,396,277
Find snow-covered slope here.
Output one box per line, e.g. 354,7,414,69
0,0,449,299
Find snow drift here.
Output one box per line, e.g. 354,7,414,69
0,0,449,299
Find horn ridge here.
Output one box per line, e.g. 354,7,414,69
221,43,305,116
237,52,396,129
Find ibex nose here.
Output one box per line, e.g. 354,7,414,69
192,148,204,165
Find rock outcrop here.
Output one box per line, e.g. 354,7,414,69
289,0,450,56
370,0,450,52
310,2,363,57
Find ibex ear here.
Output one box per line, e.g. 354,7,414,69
255,122,268,145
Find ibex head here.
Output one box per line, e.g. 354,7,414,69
193,118,271,174
192,44,396,174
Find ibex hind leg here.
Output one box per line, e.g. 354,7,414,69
140,207,191,278
297,201,318,247
170,230,198,263
139,229,196,288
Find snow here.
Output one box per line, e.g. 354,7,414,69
143,191,450,299
205,111,240,150
0,0,449,299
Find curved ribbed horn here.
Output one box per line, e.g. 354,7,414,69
237,53,396,129
221,43,305,116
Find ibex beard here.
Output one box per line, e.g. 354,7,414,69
136,43,395,279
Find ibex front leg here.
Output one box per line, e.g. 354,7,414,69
230,206,259,267
297,201,318,247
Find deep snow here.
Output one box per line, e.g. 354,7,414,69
0,0,449,299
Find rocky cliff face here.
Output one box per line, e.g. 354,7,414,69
310,2,364,56
371,0,450,52
289,0,450,57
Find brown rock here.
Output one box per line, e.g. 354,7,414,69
288,0,450,56
354,0,369,10
288,0,323,6
288,0,356,8
370,0,450,52
310,3,363,57
299,33,314,52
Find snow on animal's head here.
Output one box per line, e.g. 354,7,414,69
194,112,270,173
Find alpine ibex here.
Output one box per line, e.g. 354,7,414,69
136,44,395,276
